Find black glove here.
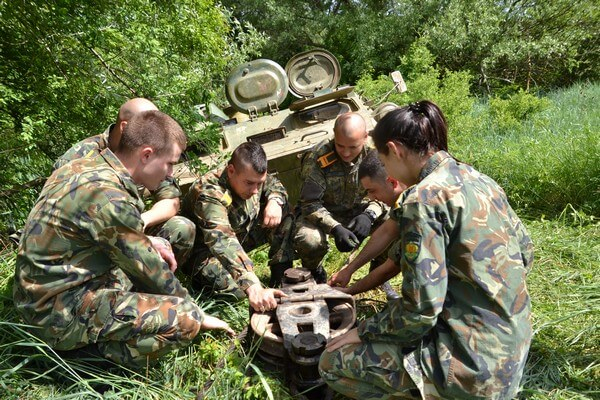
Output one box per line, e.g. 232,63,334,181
348,212,374,242
331,225,359,252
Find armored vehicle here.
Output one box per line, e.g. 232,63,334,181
175,49,402,205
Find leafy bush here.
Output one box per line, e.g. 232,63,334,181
0,1,265,233
489,90,552,133
356,41,474,129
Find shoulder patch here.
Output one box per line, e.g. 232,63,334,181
221,190,232,207
403,232,421,263
317,151,337,168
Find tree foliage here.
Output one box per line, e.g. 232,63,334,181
356,41,474,129
0,0,264,231
223,0,599,91
423,0,600,91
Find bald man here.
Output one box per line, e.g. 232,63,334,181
53,98,195,266
291,113,387,283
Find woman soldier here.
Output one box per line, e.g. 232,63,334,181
320,101,534,399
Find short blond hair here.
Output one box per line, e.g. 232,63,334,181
119,110,187,155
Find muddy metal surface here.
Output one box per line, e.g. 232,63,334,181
249,268,356,399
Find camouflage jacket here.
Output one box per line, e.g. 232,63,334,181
358,151,534,399
14,149,194,338
182,168,287,291
53,125,180,201
298,139,386,232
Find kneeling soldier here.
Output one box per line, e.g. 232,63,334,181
182,142,292,312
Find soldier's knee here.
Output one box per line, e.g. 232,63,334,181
176,301,203,342
166,216,196,246
293,225,327,256
318,350,338,382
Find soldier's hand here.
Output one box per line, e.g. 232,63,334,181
348,212,374,243
328,266,352,288
149,236,177,272
200,315,235,336
326,328,362,352
247,283,287,312
332,285,353,294
331,225,359,252
263,199,283,228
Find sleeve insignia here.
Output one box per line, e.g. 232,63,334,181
404,232,421,263
317,151,337,168
222,190,232,207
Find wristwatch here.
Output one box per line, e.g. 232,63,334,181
269,196,285,207
363,209,377,223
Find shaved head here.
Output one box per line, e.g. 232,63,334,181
333,113,368,163
118,98,158,123
110,98,159,151
333,112,367,139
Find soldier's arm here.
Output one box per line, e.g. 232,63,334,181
263,173,288,203
94,192,190,299
357,200,446,344
344,258,400,295
363,198,388,220
142,177,182,228
197,196,261,291
261,173,287,228
298,153,341,233
348,219,399,273
142,198,180,229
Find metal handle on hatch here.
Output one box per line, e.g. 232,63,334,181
300,130,328,141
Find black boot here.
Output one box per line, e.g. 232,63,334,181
269,263,292,287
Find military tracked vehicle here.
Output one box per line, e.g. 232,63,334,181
175,49,403,205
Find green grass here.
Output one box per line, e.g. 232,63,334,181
1,82,598,398
1,211,598,399
452,82,600,217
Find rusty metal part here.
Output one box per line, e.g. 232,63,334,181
249,268,355,398
283,268,312,283
288,332,331,400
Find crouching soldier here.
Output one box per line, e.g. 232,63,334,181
181,142,293,313
13,110,233,369
53,98,196,266
293,112,387,283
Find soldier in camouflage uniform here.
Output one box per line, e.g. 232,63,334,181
328,150,407,298
53,98,195,266
14,110,233,369
181,142,289,312
293,112,387,282
320,101,534,399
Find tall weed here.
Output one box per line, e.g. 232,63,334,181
453,82,600,216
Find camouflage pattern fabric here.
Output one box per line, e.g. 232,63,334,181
181,168,293,297
14,149,203,368
145,214,196,265
52,128,111,170
320,151,534,399
319,342,422,399
293,140,386,270
53,125,191,257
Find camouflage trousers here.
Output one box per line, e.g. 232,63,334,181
146,215,196,265
293,211,387,270
186,214,295,300
319,341,440,400
48,284,203,369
